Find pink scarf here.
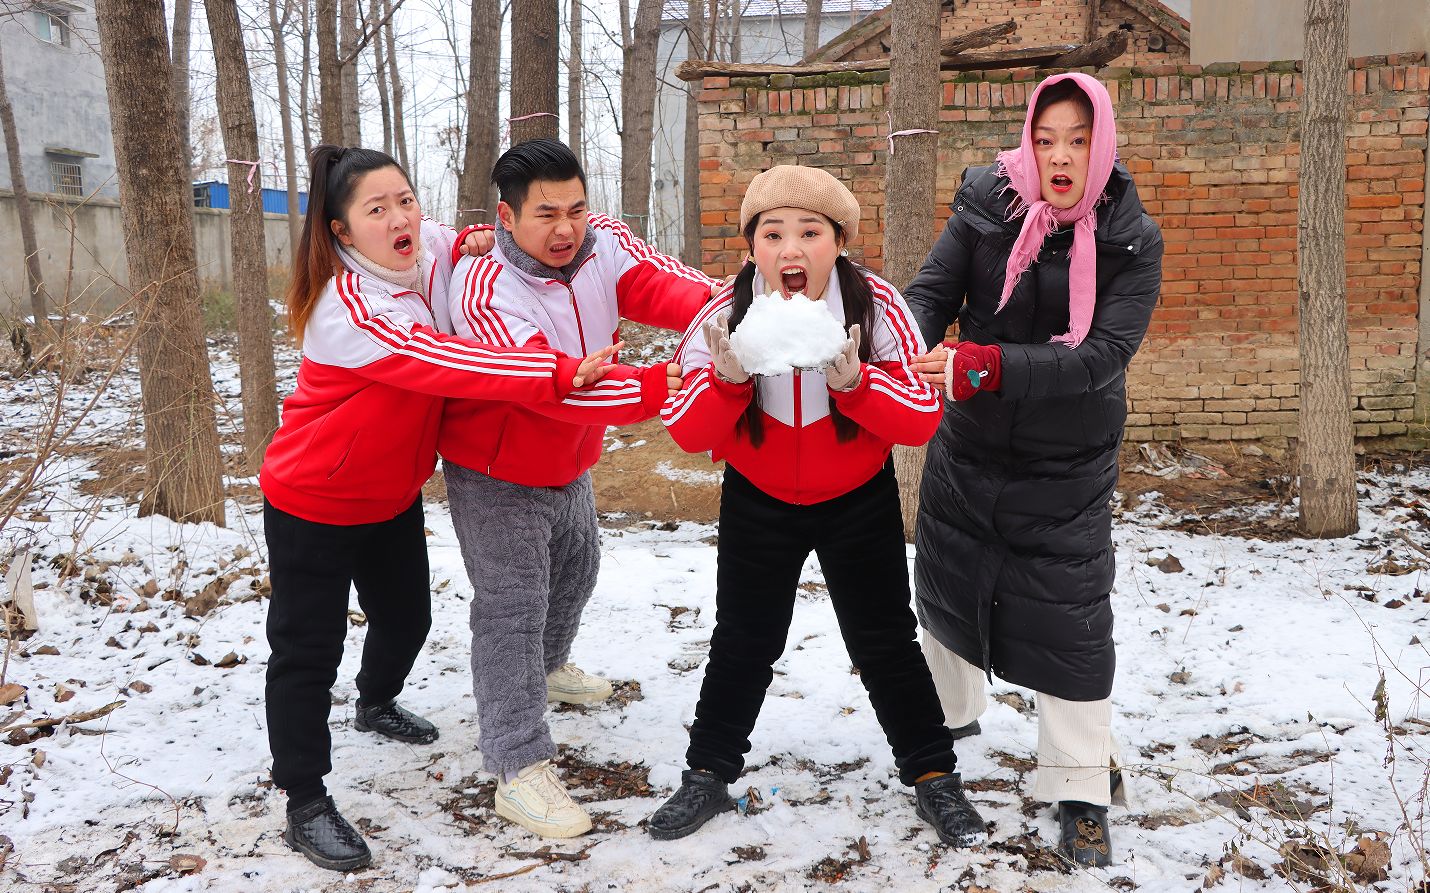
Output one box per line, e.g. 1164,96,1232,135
994,72,1117,348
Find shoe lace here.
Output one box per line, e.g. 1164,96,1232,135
526,763,573,808
556,663,594,682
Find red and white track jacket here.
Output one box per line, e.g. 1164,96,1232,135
661,270,941,505
438,214,716,487
260,218,581,525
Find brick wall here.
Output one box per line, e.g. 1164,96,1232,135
695,55,1429,442
833,0,1188,69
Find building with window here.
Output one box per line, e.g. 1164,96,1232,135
0,2,118,200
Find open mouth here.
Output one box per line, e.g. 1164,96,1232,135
549,241,575,259
780,266,808,297
1050,174,1074,193
393,234,414,255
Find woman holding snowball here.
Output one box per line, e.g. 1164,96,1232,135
904,73,1164,866
647,165,986,846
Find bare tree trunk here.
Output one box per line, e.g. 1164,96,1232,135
171,0,193,176
383,0,409,169
802,0,822,60
458,0,501,227
318,0,343,143
728,0,740,62
271,0,303,255
0,41,48,332
885,0,941,541
207,0,280,473
96,0,225,526
568,0,584,167
1297,0,1357,537
371,0,392,155
300,0,315,155
510,0,560,143
706,0,720,62
620,0,660,240
681,0,705,266
339,0,362,145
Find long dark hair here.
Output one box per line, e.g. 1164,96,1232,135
287,145,411,343
728,215,876,448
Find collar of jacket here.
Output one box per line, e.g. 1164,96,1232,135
495,223,597,284
952,162,1148,254
334,239,430,298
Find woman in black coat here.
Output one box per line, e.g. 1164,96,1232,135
903,72,1163,866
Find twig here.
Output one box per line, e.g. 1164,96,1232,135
465,842,600,885
0,698,124,733
1395,529,1430,562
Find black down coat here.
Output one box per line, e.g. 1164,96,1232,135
904,163,1163,701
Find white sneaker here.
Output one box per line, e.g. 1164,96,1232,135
493,760,593,838
546,663,614,704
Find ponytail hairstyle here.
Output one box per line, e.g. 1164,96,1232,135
727,214,877,448
286,144,411,343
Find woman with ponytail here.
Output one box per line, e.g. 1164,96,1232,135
648,165,986,848
904,73,1164,866
259,145,616,872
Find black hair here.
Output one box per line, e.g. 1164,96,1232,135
1033,78,1095,126
728,214,876,448
490,139,587,215
288,145,411,341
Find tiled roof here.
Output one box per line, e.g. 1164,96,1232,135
662,0,886,23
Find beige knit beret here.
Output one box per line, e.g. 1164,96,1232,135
739,164,861,240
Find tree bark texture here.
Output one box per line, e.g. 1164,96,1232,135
681,0,704,266
382,0,409,169
96,0,225,526
619,0,661,240
885,0,942,541
171,0,193,175
458,0,502,226
300,0,315,155
1296,0,1358,537
371,0,392,155
802,0,822,60
318,0,343,143
206,0,280,474
339,0,362,145
0,40,48,330
270,0,303,255
510,0,560,144
567,0,584,168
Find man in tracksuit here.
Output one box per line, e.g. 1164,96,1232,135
439,139,717,838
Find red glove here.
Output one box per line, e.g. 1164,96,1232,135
943,340,1002,401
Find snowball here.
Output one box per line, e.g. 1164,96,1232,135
729,292,848,376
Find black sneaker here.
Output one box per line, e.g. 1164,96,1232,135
914,772,988,847
647,769,735,840
355,700,438,744
949,719,982,740
284,796,372,872
1058,800,1112,867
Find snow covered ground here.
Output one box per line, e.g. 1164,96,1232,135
0,338,1427,892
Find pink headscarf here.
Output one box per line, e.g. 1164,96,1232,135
994,72,1118,348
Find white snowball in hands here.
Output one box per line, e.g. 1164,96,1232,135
729,293,847,376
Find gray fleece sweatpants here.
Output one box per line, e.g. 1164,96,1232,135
443,461,602,777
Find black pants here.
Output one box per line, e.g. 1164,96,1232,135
686,462,956,786
264,498,433,809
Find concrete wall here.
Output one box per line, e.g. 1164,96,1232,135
0,190,298,319
1192,0,1430,64
652,10,879,257
0,4,118,200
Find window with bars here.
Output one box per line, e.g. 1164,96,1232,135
49,158,83,196
33,10,71,47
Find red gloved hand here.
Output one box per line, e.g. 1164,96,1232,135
943,340,1002,401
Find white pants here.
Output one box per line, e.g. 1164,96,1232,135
922,633,1124,807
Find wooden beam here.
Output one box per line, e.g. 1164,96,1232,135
1046,28,1129,69
939,20,1016,58
678,42,1108,81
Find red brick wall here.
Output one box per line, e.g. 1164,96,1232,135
834,0,1188,69
696,55,1429,441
